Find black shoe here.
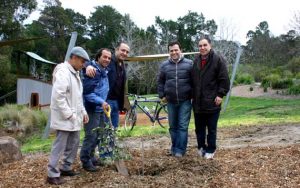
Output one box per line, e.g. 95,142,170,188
93,160,105,166
166,151,174,156
46,177,65,185
83,165,98,172
60,169,80,176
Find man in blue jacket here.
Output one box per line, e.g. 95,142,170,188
157,41,193,157
80,48,111,172
86,42,130,128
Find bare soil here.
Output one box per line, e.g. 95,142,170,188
231,84,300,99
1,124,300,187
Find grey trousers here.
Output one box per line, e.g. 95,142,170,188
47,130,80,177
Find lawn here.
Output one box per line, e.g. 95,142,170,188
20,96,300,153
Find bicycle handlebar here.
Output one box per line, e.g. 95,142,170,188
126,93,159,100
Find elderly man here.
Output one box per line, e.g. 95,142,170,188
157,41,193,157
47,47,90,185
86,42,130,128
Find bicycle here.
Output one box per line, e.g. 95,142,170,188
124,93,168,131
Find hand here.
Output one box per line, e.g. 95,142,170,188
160,97,167,104
86,65,96,77
83,114,89,124
215,96,223,106
102,102,110,111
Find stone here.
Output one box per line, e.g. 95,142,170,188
0,136,22,164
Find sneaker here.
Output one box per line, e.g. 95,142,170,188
204,152,215,159
198,148,206,157
174,153,183,158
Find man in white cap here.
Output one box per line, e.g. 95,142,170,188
47,46,90,185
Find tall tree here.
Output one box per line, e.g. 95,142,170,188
0,0,37,40
153,11,217,52
25,3,87,62
177,11,217,51
244,21,282,67
87,5,124,53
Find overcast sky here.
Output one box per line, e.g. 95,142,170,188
27,0,299,45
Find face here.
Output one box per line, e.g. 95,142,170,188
198,39,211,56
98,50,111,67
168,44,181,61
71,56,86,71
115,43,130,61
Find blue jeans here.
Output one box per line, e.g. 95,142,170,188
80,112,104,167
167,100,192,155
194,111,220,153
107,100,119,128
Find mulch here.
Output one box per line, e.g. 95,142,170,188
0,144,300,187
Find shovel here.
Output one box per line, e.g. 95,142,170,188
103,106,129,176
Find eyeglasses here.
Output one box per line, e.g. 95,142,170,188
199,44,208,48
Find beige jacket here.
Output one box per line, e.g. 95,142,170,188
50,62,87,131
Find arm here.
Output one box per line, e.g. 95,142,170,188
84,93,106,105
216,56,230,98
85,61,97,77
157,63,166,99
51,69,73,119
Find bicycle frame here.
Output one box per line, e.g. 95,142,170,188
130,97,162,124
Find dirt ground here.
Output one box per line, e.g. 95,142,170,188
231,84,300,99
1,124,300,188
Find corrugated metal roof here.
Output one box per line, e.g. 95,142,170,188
25,52,57,65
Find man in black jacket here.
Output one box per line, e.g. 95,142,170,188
158,41,193,157
192,37,230,159
86,42,130,128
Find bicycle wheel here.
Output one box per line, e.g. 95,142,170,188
124,108,137,131
157,105,168,128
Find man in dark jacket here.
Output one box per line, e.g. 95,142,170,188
157,41,193,157
192,36,230,159
86,42,130,128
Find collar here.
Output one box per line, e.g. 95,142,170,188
169,54,184,64
65,61,77,74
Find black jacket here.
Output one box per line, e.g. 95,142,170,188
192,50,230,113
107,55,126,110
157,57,193,104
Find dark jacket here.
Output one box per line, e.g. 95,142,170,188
192,50,230,113
107,55,126,110
157,57,193,104
82,60,109,113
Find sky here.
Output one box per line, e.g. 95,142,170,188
26,0,300,45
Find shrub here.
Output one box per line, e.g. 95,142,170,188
261,74,280,88
282,70,293,79
295,72,300,79
286,57,300,74
271,78,293,89
0,104,47,139
287,85,300,95
235,73,254,85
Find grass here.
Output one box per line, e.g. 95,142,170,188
19,96,300,153
219,97,300,127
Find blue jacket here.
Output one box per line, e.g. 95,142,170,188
82,60,109,112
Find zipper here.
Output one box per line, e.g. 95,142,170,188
175,62,179,104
